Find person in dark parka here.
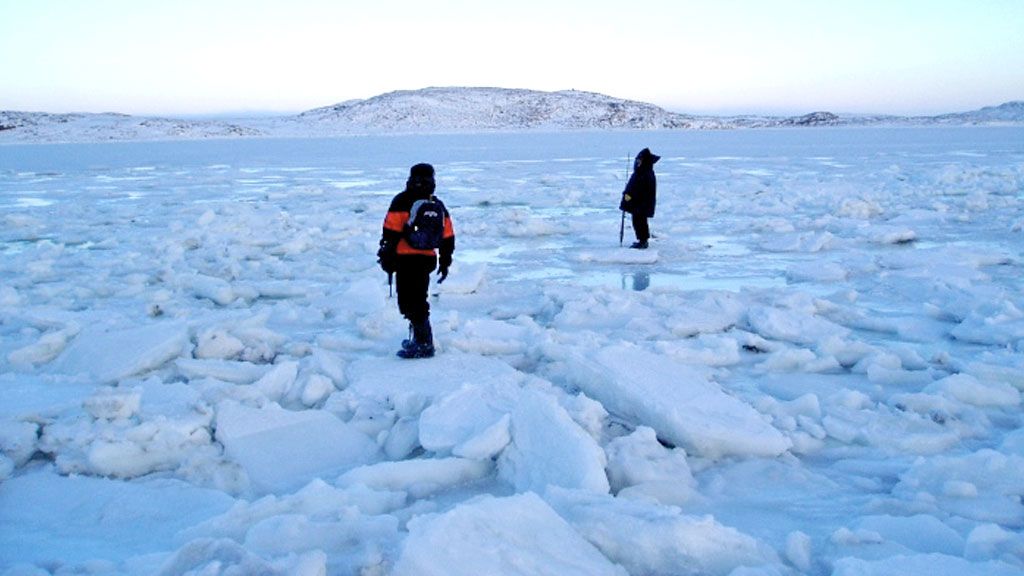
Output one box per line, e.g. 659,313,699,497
619,147,660,249
378,163,455,358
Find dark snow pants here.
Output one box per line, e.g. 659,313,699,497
631,213,650,242
395,255,437,324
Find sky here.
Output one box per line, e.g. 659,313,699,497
1,0,1022,117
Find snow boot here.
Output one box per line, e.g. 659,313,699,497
401,322,415,351
397,319,434,359
630,240,649,250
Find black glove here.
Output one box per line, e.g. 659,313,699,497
438,254,451,284
377,241,397,274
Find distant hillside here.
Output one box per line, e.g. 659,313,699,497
295,90,1024,131
0,111,263,143
296,87,726,131
1,88,1022,143
931,101,1024,125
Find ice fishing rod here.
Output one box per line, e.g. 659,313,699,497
619,153,628,246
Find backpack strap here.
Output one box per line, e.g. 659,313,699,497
407,198,427,227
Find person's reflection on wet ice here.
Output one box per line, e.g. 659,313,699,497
622,270,650,291
632,271,650,291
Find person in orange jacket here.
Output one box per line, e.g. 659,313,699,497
377,163,455,358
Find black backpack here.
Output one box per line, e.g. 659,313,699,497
404,197,446,250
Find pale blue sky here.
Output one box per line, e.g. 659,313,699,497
1,0,1021,116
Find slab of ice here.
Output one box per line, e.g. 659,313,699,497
832,553,1022,576
53,322,189,384
893,449,1024,526
392,492,628,576
566,344,791,459
7,325,80,366
175,358,272,384
418,381,519,456
574,247,659,264
787,261,849,283
0,373,94,419
746,304,851,346
850,514,965,555
760,231,835,253
337,457,493,499
447,318,536,356
605,426,697,505
436,262,487,295
345,352,523,406
417,378,608,494
925,373,1020,407
0,467,233,568
665,291,746,337
498,388,610,494
547,487,781,576
950,300,1024,346
181,273,238,306
215,401,380,494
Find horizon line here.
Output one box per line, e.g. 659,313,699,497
2,86,1020,121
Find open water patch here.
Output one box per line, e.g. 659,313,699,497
7,197,55,208
512,267,787,293
596,270,786,292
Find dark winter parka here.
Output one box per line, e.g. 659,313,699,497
378,163,455,325
619,148,660,218
381,164,455,266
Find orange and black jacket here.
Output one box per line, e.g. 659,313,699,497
381,190,455,266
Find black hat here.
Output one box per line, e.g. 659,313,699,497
407,163,436,195
637,148,661,165
409,163,435,179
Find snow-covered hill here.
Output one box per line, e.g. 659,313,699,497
931,100,1024,125
295,87,725,131
1,87,1022,143
0,111,264,143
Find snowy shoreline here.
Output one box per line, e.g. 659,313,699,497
2,128,1023,575
3,88,1022,145
3,122,1024,148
